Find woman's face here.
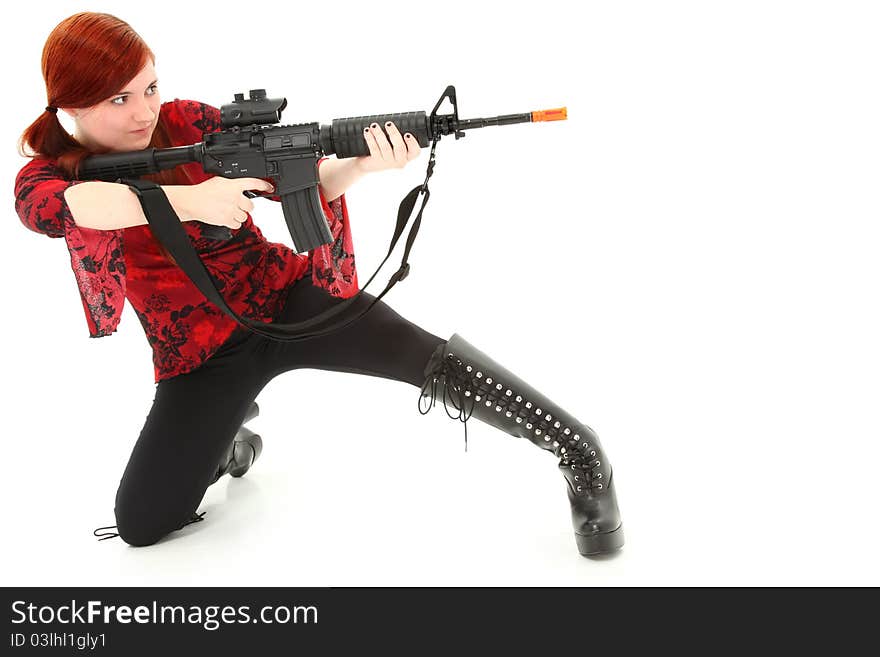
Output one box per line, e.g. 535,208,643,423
62,60,161,153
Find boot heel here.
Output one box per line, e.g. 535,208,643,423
229,427,262,478
575,524,625,556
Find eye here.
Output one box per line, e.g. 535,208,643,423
111,84,159,106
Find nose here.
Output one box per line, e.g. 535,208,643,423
132,97,156,124
135,111,155,124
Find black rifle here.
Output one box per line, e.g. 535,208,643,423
78,85,567,341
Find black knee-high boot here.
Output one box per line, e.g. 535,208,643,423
419,334,624,556
210,401,263,485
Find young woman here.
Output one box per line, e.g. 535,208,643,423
15,11,624,556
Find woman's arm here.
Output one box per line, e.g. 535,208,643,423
64,182,196,230
317,157,367,203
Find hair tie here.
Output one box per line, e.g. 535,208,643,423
45,106,58,114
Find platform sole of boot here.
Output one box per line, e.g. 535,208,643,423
575,524,624,556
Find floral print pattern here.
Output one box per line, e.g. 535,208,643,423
15,98,359,382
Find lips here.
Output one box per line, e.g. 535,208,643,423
131,127,151,134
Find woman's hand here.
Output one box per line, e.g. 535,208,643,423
182,177,275,229
355,121,422,174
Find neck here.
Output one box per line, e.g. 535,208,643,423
73,130,96,150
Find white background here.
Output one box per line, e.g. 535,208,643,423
2,1,878,586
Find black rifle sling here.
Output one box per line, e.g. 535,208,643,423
117,144,438,341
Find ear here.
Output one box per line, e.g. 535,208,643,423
58,107,78,119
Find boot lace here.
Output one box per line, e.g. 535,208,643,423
92,511,207,542
419,349,477,451
419,351,604,493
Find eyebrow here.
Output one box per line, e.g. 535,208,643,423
117,79,158,95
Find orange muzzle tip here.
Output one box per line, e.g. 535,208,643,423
531,107,567,122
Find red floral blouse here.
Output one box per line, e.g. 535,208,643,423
14,98,359,383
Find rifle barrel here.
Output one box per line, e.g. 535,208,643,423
458,107,567,131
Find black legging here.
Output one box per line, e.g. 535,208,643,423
110,275,446,546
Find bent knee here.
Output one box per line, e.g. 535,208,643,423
118,528,164,548
114,496,194,547
113,511,173,547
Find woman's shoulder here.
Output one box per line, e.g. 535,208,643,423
15,155,66,185
162,97,215,117
162,98,222,137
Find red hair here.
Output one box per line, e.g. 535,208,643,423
19,12,196,264
18,11,192,188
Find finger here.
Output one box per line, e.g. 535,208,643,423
369,122,392,160
363,127,379,156
384,122,408,165
241,178,274,194
238,178,274,194
404,133,421,160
